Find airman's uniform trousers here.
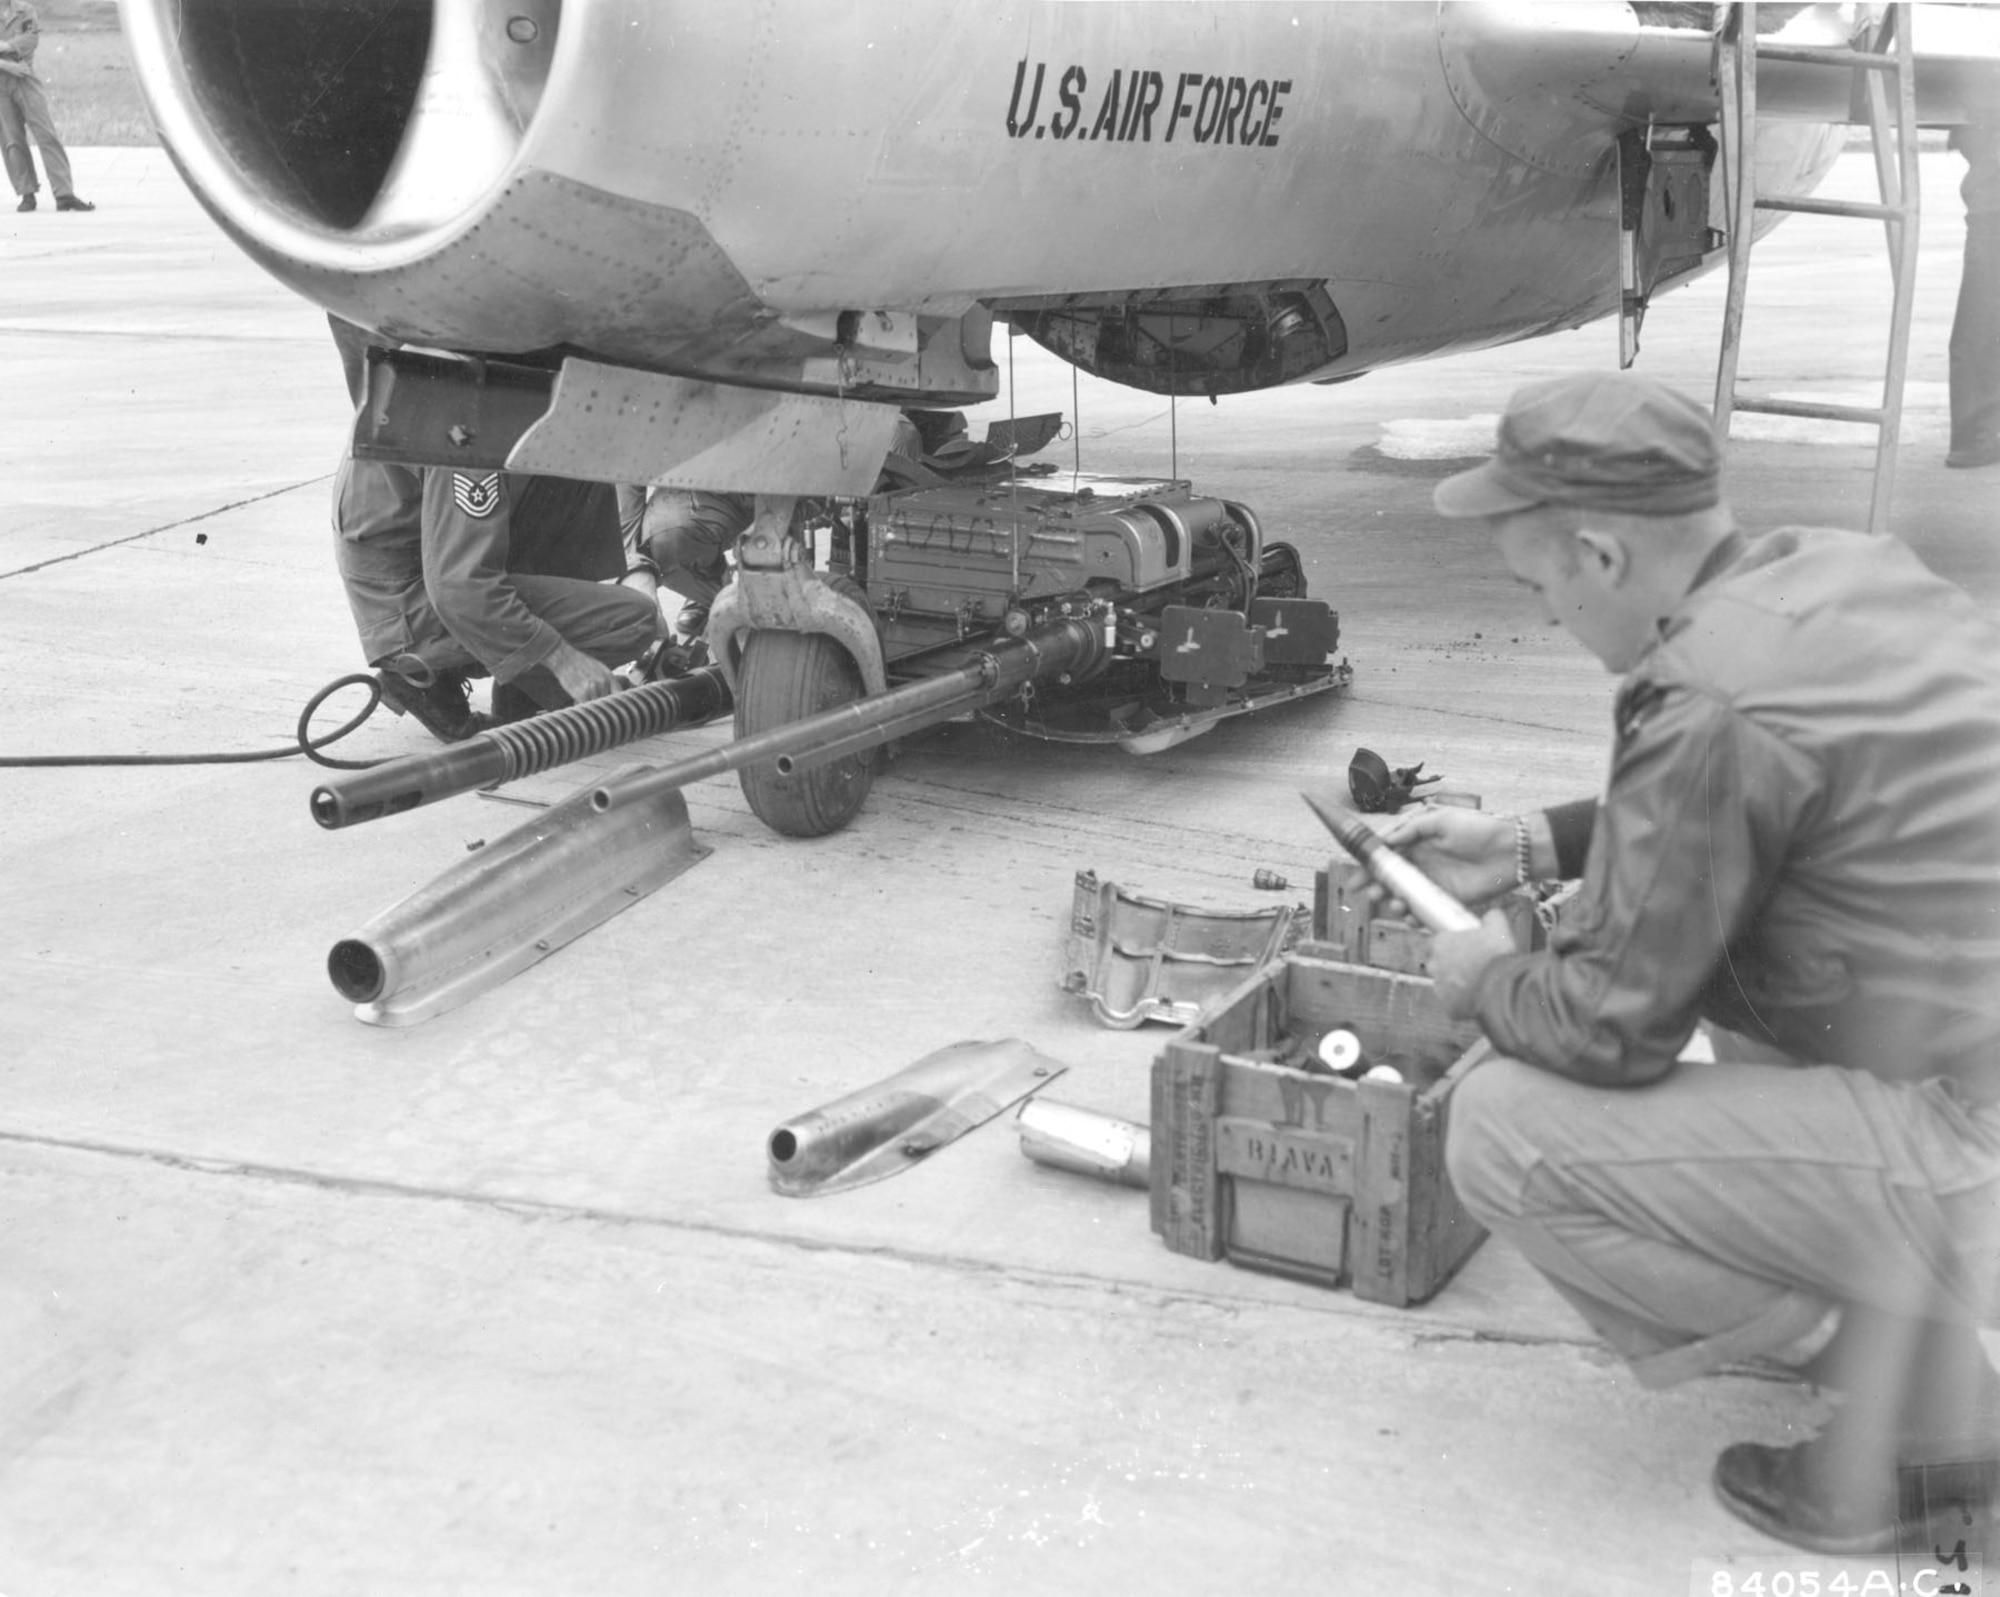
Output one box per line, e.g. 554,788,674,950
1949,125,2000,466
631,489,755,615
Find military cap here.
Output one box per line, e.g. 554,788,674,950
1433,371,1723,518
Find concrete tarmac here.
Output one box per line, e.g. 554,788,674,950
2,149,1995,1596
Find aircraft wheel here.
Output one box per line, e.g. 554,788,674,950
734,628,876,838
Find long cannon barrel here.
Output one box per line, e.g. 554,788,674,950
312,667,730,829
592,617,1105,814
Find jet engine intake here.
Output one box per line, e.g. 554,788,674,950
175,2,430,228
127,1,558,240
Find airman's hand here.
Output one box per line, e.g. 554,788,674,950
546,639,618,703
1361,805,1518,919
1428,908,1520,1019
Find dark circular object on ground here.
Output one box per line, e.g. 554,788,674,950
327,939,386,1003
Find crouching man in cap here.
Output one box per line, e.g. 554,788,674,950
328,317,664,739
1375,370,2000,1552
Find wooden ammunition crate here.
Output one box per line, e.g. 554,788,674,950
1149,945,1490,1306
1314,858,1544,975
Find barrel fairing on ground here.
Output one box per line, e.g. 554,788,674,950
119,0,1995,435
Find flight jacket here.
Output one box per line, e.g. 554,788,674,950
1473,526,2000,1099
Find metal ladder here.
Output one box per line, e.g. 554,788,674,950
1712,0,1921,535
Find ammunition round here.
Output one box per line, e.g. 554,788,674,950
1317,1027,1363,1074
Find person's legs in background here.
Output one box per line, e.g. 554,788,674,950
9,75,89,210
1949,213,2000,469
641,490,750,637
0,78,35,208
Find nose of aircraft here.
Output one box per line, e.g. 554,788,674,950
122,0,557,244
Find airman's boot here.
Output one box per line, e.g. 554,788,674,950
376,666,482,742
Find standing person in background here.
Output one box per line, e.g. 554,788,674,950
0,0,94,214
1947,122,2000,470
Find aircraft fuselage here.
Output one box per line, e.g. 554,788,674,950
125,2,1858,405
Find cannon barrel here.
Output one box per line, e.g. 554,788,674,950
311,666,731,829
592,617,1105,813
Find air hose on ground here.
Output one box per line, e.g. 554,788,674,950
0,674,398,771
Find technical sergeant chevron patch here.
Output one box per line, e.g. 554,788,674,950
452,472,503,519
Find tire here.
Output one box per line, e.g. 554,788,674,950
734,629,876,837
